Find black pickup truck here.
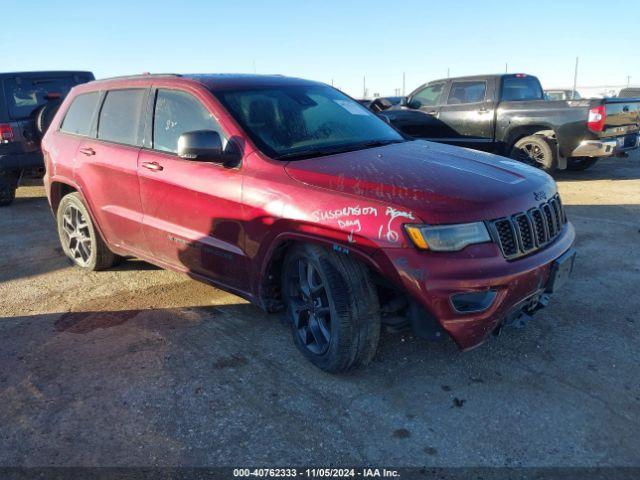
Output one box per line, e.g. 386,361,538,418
372,73,640,172
0,71,94,205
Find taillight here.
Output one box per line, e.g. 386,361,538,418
0,123,14,142
587,105,606,132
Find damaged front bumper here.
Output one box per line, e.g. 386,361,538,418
374,222,576,350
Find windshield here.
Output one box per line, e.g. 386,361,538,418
213,85,404,159
4,75,92,119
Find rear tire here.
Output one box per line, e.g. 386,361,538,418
56,192,116,271
281,244,381,373
510,135,557,173
0,174,18,207
566,157,598,171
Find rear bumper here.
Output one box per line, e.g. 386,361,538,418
0,151,44,170
570,133,639,157
375,222,576,350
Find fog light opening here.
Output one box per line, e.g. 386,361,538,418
450,290,497,314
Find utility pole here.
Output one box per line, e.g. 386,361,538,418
447,68,450,78
363,76,367,99
627,75,632,88
331,78,334,87
572,57,579,100
505,62,508,73
402,72,406,96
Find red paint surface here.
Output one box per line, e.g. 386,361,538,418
42,75,575,350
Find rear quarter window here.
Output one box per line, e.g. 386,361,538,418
97,89,147,146
60,92,101,136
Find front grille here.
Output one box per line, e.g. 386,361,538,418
489,194,567,260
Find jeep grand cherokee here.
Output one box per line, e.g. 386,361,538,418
42,74,576,372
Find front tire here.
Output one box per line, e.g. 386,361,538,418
510,135,557,173
56,192,116,270
282,244,381,373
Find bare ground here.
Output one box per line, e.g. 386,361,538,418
0,153,638,467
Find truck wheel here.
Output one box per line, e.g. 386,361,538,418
566,157,598,171
510,135,557,173
56,192,116,271
282,244,381,373
0,174,18,207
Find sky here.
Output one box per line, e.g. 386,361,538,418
3,0,639,98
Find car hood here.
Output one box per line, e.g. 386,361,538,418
284,140,556,224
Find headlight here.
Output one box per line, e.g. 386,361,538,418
404,222,491,251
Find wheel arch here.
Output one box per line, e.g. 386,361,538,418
257,232,383,312
504,125,557,152
49,180,80,215
49,179,114,252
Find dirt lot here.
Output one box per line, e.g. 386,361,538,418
0,153,639,467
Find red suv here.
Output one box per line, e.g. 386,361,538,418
42,74,576,372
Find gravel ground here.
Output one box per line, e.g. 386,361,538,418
0,153,638,467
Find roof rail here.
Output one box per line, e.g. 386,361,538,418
94,73,183,81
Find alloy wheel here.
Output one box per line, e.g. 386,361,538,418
60,204,93,267
514,142,546,167
287,257,332,355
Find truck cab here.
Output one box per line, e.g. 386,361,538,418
379,73,640,172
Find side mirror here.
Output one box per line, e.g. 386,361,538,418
377,113,392,124
178,130,224,163
400,96,409,107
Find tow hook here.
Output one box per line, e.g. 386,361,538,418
499,293,550,331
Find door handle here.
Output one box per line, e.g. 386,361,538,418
79,147,95,156
141,161,164,171
477,108,491,114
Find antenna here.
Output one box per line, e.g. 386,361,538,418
572,57,579,100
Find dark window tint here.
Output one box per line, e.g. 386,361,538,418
98,89,147,146
214,85,403,159
4,75,92,119
409,83,444,108
447,81,487,104
153,89,222,154
501,76,543,101
60,92,101,136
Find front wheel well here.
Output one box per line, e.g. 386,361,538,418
259,239,416,328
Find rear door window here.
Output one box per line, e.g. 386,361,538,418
447,81,487,104
97,89,147,146
4,75,92,119
152,89,223,154
60,92,101,136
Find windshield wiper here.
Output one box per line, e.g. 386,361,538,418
275,139,404,161
355,139,405,149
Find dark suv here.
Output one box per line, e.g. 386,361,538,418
42,74,576,372
0,71,94,205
